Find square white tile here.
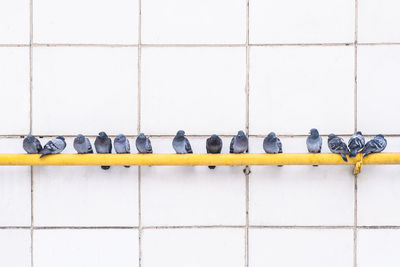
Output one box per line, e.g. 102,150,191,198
0,139,31,226
34,137,138,226
0,48,30,135
249,46,354,135
32,47,138,135
34,229,139,267
0,230,31,267
141,47,246,135
359,0,400,43
34,0,138,44
250,0,354,44
358,229,400,267
141,0,245,44
249,137,354,226
0,0,29,44
357,136,400,225
142,228,245,267
358,46,400,134
249,229,353,267
141,137,246,226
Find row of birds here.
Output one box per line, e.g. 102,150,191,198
22,129,387,170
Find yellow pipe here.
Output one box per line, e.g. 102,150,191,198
0,153,397,166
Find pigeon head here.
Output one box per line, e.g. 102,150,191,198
176,130,185,137
56,136,65,141
210,134,218,140
98,132,108,139
115,134,126,143
356,131,363,135
76,134,85,143
237,130,246,139
266,132,276,140
26,134,35,142
137,133,146,140
310,128,319,137
376,134,385,139
209,134,220,145
328,134,336,141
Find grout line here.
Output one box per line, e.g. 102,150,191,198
137,2,142,267
142,225,246,229
32,43,139,47
2,42,400,48
245,1,250,267
29,0,34,266
7,225,400,230
249,225,354,229
353,2,358,267
353,175,358,267
33,226,139,230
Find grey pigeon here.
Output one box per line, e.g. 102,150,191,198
23,134,42,154
206,134,223,169
306,128,322,167
136,133,152,154
172,130,192,154
230,130,248,154
306,128,322,153
328,134,349,162
40,136,66,158
361,134,387,158
348,131,365,158
94,131,112,170
73,134,93,154
263,132,283,167
114,134,130,168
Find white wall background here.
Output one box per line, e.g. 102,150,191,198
1,0,400,267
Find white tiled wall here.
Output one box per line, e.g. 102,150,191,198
1,0,400,266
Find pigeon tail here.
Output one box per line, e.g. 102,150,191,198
341,153,348,162
208,165,216,170
363,152,372,158
101,166,110,170
40,149,52,158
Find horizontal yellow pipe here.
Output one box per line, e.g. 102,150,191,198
0,153,398,166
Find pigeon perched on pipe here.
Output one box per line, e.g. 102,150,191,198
95,131,112,170
40,136,66,158
206,134,222,169
263,132,283,167
136,133,152,154
23,134,42,154
230,130,248,154
173,130,192,154
361,134,387,158
114,134,130,168
306,128,322,167
328,134,349,162
348,131,365,158
73,134,93,154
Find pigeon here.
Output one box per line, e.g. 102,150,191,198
348,131,365,158
328,134,349,162
73,134,93,154
23,134,42,154
206,134,223,169
94,131,112,170
230,130,248,154
306,128,322,167
173,130,192,154
40,136,66,158
135,133,152,154
306,128,322,153
114,134,130,168
263,132,283,167
361,134,387,158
